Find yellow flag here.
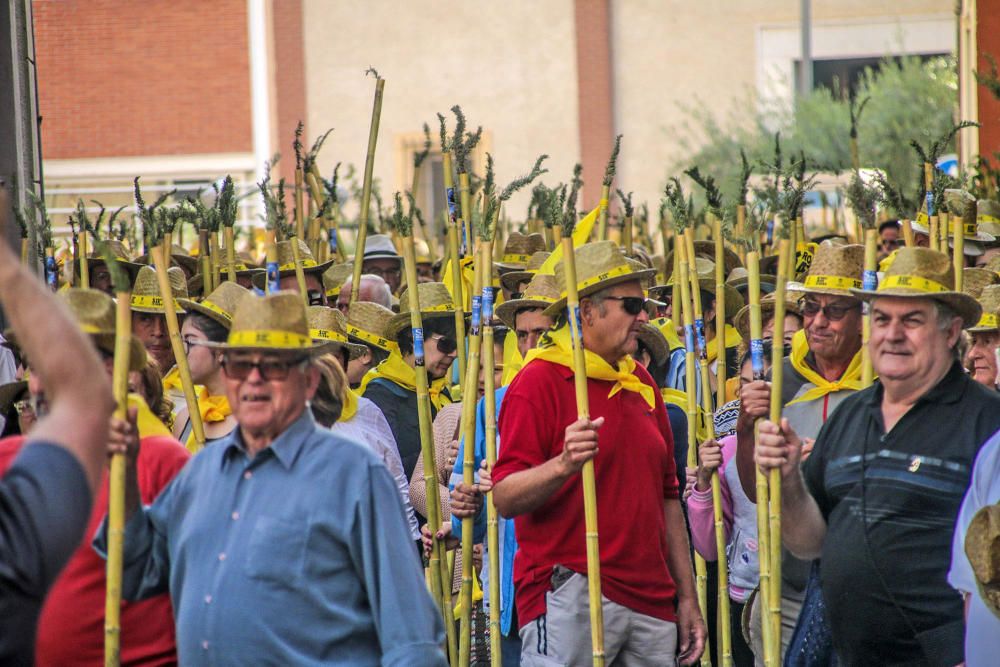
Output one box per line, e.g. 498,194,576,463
536,200,604,275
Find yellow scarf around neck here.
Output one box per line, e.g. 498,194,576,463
524,325,656,409
502,333,524,387
359,351,451,410
339,388,360,423
162,366,181,392
706,323,741,365
785,329,865,407
128,393,172,438
184,391,232,451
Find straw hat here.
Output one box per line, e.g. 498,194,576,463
963,502,1000,619
177,282,252,330
362,234,402,263
963,268,999,301
203,291,327,353
985,254,1000,277
271,238,334,278
385,282,459,339
129,265,188,314
652,257,745,321
636,323,670,367
73,239,142,282
968,285,1000,333
977,199,1000,240
500,251,552,292
0,380,28,415
495,273,560,328
727,267,777,296
306,307,367,359
346,301,399,353
495,232,547,270
322,263,353,298
664,240,742,278
851,247,981,328
414,238,432,265
945,190,996,246
543,241,656,318
786,243,864,297
134,244,199,276
733,292,803,342
56,288,147,372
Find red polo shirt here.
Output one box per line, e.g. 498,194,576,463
493,358,679,627
0,434,189,666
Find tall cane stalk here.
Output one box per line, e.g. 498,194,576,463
848,170,880,388
597,135,622,241
482,280,501,667
392,196,458,663
103,247,131,667
954,214,965,292
351,69,385,303
441,150,468,402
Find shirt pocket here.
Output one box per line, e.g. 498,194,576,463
243,515,308,584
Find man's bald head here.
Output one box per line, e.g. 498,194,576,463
337,274,393,310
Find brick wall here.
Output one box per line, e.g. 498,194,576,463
573,0,614,210
33,0,253,159
271,0,306,185
979,0,1000,160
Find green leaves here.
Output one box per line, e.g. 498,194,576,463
97,240,130,293
846,171,881,230
603,134,623,187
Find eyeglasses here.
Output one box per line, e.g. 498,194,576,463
428,334,458,355
182,337,208,353
603,296,652,316
220,355,308,381
799,299,861,321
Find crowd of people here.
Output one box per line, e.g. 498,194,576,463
1,174,1000,667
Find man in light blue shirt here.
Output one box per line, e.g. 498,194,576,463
97,293,446,666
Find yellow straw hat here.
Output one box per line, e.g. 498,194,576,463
636,322,670,367
322,263,353,298
968,284,1000,333
500,251,551,291
73,239,142,282
62,288,147,372
664,240,742,278
850,247,981,328
733,292,803,342
653,257,745,320
177,282,252,330
269,238,334,278
977,199,1000,240
203,291,327,353
345,301,399,353
495,273,560,329
787,242,864,297
385,282,459,339
306,307,368,359
495,232,547,270
129,265,188,314
543,241,656,318
963,502,1000,619
134,244,200,276
962,268,999,301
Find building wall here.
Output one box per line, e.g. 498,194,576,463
978,0,1000,159
33,0,253,159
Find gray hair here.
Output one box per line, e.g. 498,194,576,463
341,275,392,307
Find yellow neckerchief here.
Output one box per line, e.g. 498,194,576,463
785,329,865,406
502,333,524,386
128,393,172,438
183,390,232,450
525,325,656,409
441,256,476,310
162,366,181,392
338,388,360,423
359,351,451,409
660,387,712,442
706,323,741,365
879,248,898,273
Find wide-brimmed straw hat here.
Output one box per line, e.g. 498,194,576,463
129,265,188,314
61,288,147,372
733,292,803,342
977,200,1000,241
134,244,200,276
543,241,656,318
177,282,252,330
0,380,28,414
250,239,335,290
787,243,864,298
664,240,742,278
850,247,981,328
963,268,999,301
500,251,552,291
385,282,459,339
964,502,1000,619
362,234,402,263
346,301,399,353
727,267,777,296
636,323,670,367
203,291,327,353
968,285,1000,333
322,263,353,298
73,240,142,282
495,232,547,271
651,257,745,321
306,307,367,359
495,273,560,328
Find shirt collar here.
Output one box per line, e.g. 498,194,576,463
221,408,318,470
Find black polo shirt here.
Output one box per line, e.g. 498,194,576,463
802,362,1000,666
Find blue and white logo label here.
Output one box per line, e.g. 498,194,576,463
750,338,765,380
413,327,425,366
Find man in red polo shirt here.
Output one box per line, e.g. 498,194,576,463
493,241,706,666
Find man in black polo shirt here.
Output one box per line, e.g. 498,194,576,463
0,183,116,662
756,248,1000,666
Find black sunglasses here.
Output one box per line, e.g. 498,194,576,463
603,295,651,316
799,299,861,322
220,355,308,381
428,334,458,355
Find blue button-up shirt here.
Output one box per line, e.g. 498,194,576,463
95,409,446,666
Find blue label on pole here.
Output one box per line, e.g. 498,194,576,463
460,224,468,256
684,324,695,354
266,261,280,294
750,338,765,380
45,256,57,289
862,269,877,291
567,304,582,345
328,231,338,254
482,286,494,320
446,188,458,224
471,295,482,334
926,191,934,217
413,327,425,366
694,317,707,360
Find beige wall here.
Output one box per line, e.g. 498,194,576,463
302,0,580,222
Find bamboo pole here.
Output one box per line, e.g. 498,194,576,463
151,245,205,450
199,230,213,294
79,229,90,289
289,238,309,309
224,227,238,283
597,187,610,241
459,172,473,255
746,249,776,666
623,214,634,256
713,216,727,402
901,219,915,248
736,205,747,264
861,229,878,388
482,283,501,667
104,289,131,666
559,233,606,666
351,74,385,304
954,214,965,292
443,152,468,402
20,238,29,266
210,232,222,290
939,215,950,260
411,159,438,265
307,165,347,263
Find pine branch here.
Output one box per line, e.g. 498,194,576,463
216,175,238,228
846,171,880,230
685,165,724,214
391,191,412,236
616,189,634,218
602,134,623,187
437,112,449,153
414,122,432,169
293,120,304,173
561,164,583,235
737,148,752,207
304,127,334,172
849,95,870,140
663,177,694,232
